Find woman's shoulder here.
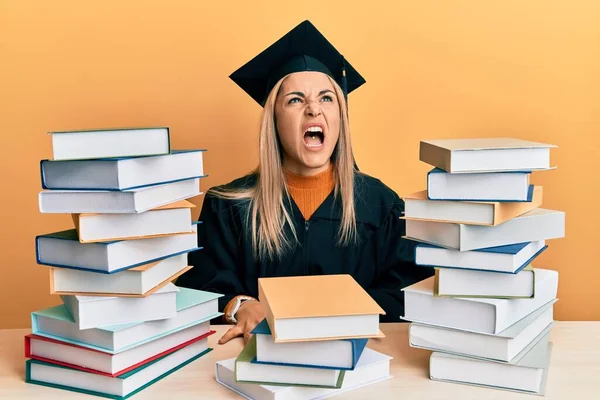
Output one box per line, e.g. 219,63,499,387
209,171,258,192
353,171,405,227
354,171,402,204
202,172,257,213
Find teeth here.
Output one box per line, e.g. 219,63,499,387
306,126,323,133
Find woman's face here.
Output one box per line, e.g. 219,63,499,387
274,71,340,176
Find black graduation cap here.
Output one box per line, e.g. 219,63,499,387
229,20,366,107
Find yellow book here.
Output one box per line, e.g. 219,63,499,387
258,274,385,343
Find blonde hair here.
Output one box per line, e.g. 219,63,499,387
211,74,357,261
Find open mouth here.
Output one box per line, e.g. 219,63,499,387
303,126,324,148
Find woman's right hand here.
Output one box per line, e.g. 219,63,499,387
218,300,265,345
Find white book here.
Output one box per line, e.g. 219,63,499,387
216,348,392,400
401,268,558,334
409,299,556,361
39,177,201,214
49,127,170,161
49,253,190,296
405,208,565,251
32,287,222,353
419,138,557,173
73,200,195,243
252,319,367,370
26,337,211,398
430,334,552,395
427,168,532,201
436,266,535,298
61,283,179,330
27,323,212,375
415,240,547,273
41,150,205,190
36,224,198,274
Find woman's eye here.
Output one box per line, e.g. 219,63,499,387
288,97,302,104
321,95,333,102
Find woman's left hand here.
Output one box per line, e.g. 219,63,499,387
218,300,265,345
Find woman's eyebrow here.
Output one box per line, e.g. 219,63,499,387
285,89,334,97
285,91,305,97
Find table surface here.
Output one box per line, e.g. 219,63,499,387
1,322,599,399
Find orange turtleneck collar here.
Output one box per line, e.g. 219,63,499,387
283,163,335,220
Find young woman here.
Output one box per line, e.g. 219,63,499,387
176,21,433,345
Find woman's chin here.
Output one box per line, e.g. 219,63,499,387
299,154,333,170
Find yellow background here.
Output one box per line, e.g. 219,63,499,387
1,1,598,328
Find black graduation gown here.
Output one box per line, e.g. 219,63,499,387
176,172,434,323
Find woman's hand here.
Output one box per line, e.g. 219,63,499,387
218,300,265,345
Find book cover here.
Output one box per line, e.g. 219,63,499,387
258,274,385,343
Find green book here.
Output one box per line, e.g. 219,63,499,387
25,340,212,399
235,336,345,389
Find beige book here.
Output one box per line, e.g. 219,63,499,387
402,186,542,226
258,274,385,343
49,126,170,161
419,138,557,173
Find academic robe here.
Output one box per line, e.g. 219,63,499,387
176,172,434,323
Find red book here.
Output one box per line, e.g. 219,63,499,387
25,324,214,377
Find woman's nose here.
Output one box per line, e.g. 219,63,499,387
305,101,322,117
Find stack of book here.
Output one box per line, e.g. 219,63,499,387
26,127,223,399
400,138,566,395
216,274,393,400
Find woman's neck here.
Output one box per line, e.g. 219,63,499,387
283,163,335,220
283,163,334,189
281,158,332,177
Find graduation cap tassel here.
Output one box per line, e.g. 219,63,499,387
341,56,359,171
341,56,348,103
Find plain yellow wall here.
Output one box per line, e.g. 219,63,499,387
1,1,599,328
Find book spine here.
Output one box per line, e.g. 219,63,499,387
30,313,40,335
458,224,465,251
24,360,32,383
165,127,171,154
48,268,56,293
24,335,32,358
420,142,451,172
495,186,542,225
351,338,368,368
258,282,277,342
40,160,49,189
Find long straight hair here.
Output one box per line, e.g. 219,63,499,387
212,73,357,261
